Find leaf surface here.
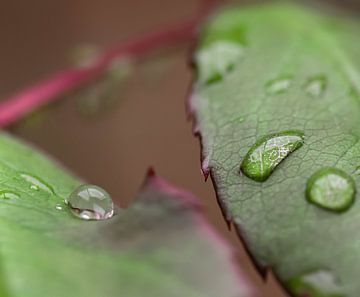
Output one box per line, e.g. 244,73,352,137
191,2,360,296
0,133,252,297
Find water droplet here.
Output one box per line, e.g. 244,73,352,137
240,131,304,182
0,191,20,200
304,75,327,97
30,185,39,191
265,75,292,94
19,173,54,194
306,168,355,212
67,184,114,220
287,270,344,297
195,41,244,85
55,204,63,211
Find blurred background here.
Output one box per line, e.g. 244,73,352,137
0,0,358,296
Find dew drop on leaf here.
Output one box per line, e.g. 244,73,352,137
265,75,292,94
66,184,114,221
195,41,244,85
55,203,63,211
306,168,355,212
304,75,327,97
240,131,304,182
19,173,54,194
0,191,20,200
287,270,345,297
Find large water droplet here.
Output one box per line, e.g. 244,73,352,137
195,41,244,85
304,75,327,97
306,168,355,212
0,191,20,200
19,173,54,194
265,75,292,94
287,270,345,297
67,184,114,220
240,131,304,182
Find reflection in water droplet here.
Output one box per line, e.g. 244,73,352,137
20,173,54,194
55,204,63,211
67,184,114,220
195,41,244,85
265,76,292,94
306,168,355,212
0,191,20,200
304,75,327,97
240,131,304,182
287,270,345,297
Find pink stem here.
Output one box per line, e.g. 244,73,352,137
0,0,216,127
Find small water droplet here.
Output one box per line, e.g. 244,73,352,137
67,184,114,220
265,75,292,94
55,203,63,211
30,185,39,191
195,41,244,85
304,75,327,97
0,191,20,200
306,168,355,212
240,131,304,182
19,173,54,194
287,270,344,297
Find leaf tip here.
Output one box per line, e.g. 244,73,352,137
143,167,202,210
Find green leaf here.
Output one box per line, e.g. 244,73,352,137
190,2,360,297
0,133,253,297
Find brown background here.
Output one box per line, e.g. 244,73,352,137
0,0,358,296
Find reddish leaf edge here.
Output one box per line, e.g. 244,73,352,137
0,0,220,128
187,90,308,297
187,88,283,276
140,167,257,297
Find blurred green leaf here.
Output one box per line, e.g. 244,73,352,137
0,133,252,297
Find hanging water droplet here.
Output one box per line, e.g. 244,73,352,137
195,41,244,85
240,131,304,182
304,75,327,97
306,168,355,212
0,191,20,200
55,203,63,211
265,75,292,94
287,270,344,297
67,184,114,220
19,173,54,194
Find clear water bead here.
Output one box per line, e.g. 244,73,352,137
265,75,292,95
240,130,304,182
67,184,114,220
306,168,355,212
287,270,344,296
